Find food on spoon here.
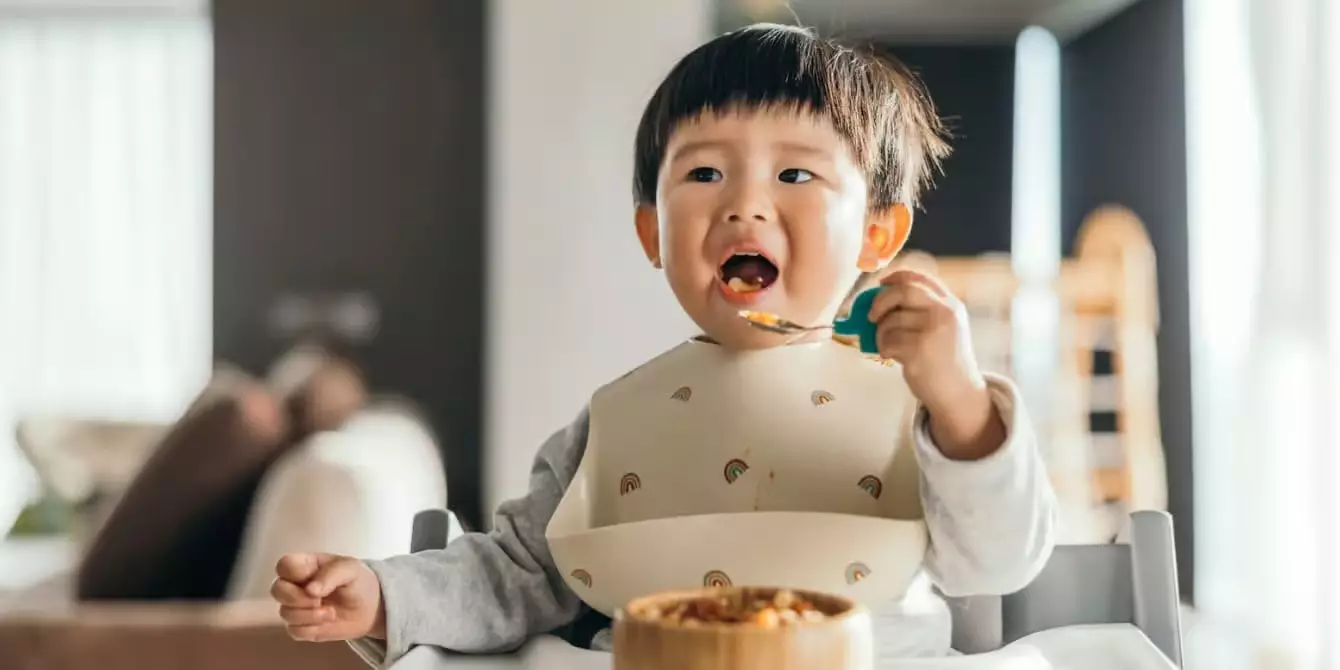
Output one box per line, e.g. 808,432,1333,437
737,310,781,326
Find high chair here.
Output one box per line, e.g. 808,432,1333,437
407,507,1183,667
943,509,1182,666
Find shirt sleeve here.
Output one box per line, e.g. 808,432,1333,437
914,373,1058,597
347,408,591,667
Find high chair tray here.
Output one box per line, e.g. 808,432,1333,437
388,623,1177,670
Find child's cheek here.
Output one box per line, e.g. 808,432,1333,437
661,221,714,282
787,224,853,299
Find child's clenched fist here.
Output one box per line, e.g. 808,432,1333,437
271,553,386,642
867,269,1005,460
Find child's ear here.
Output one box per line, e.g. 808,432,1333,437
635,205,662,269
857,203,912,272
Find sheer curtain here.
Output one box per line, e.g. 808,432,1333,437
0,4,212,530
1187,0,1339,667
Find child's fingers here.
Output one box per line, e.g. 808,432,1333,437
287,621,362,643
882,268,952,297
867,281,937,323
279,605,334,627
305,558,363,598
285,623,330,642
877,324,919,362
271,578,321,607
880,308,930,331
275,553,326,583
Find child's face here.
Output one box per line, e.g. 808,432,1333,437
636,109,906,349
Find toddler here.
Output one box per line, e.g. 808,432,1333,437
270,23,1056,667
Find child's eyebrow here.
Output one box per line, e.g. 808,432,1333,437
668,140,730,162
775,141,832,158
668,140,833,162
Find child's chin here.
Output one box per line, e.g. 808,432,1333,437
702,322,793,350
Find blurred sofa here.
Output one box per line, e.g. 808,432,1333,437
1,347,447,670
0,601,365,670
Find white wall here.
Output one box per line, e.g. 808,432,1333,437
485,0,709,515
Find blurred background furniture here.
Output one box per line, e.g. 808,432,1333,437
890,206,1166,544
0,601,364,670
12,417,170,547
0,346,447,670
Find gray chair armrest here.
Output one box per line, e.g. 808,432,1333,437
950,510,1183,666
410,508,454,553
1128,509,1183,665
947,595,1004,653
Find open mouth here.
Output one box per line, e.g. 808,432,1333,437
719,251,780,295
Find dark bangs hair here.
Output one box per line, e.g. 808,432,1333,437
633,23,951,212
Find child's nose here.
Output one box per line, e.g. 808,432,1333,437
722,182,775,223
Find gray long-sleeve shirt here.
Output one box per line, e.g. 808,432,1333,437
350,374,1056,667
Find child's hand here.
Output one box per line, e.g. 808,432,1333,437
867,269,1004,459
271,553,387,642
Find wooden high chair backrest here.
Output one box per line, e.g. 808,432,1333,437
888,205,1166,541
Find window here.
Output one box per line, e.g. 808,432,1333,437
0,1,212,523
1186,0,1340,664
1010,25,1061,424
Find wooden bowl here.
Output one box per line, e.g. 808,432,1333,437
612,587,873,670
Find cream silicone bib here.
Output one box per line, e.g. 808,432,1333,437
547,338,929,616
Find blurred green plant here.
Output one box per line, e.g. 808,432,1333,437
8,492,72,537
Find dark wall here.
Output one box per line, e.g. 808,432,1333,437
889,47,1017,255
1062,0,1193,598
212,0,487,527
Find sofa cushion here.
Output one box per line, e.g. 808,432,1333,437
266,342,368,436
75,374,289,601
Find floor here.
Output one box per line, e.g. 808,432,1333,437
1179,606,1308,670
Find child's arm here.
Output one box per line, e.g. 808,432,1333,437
913,374,1058,597
863,269,1056,596
348,408,592,667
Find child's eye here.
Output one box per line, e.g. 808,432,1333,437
688,167,723,183
778,168,814,184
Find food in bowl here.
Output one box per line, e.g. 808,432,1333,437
628,588,829,628
614,587,874,670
